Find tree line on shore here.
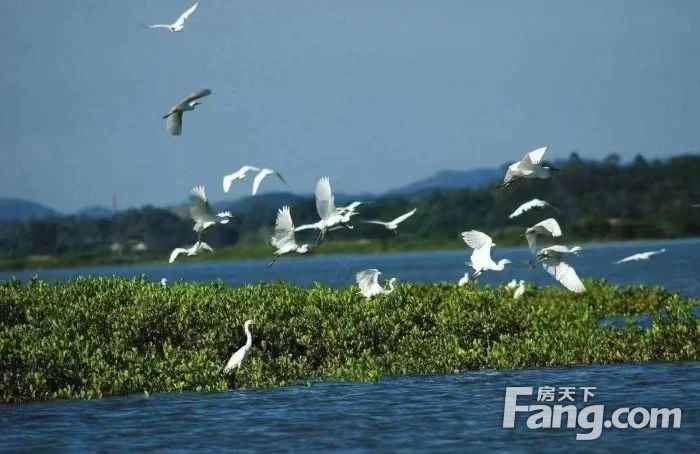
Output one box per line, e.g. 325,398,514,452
1,153,699,261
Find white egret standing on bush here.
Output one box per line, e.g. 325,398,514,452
458,272,470,286
460,230,511,277
149,2,198,32
501,146,558,188
252,168,288,196
524,218,562,253
189,185,232,239
356,269,397,299
295,177,353,244
224,320,254,373
536,245,585,293
222,165,260,193
513,280,526,299
615,248,666,264
362,208,417,233
162,88,212,135
509,199,558,219
168,241,213,263
267,206,310,268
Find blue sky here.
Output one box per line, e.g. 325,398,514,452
1,0,699,212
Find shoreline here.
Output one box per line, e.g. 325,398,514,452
1,236,698,275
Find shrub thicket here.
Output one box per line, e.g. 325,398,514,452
0,277,697,402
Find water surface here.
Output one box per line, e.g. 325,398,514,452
2,362,697,451
1,239,698,296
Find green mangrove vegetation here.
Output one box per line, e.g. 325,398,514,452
1,277,698,403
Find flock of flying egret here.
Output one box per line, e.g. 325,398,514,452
150,2,668,373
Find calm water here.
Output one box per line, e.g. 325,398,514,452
2,362,697,451
2,239,698,451
1,238,699,296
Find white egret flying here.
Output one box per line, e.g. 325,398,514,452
535,245,585,293
615,248,666,264
149,2,198,32
267,206,310,268
168,240,213,263
295,177,355,244
501,146,559,188
163,88,212,135
458,273,470,286
524,218,562,253
509,199,558,219
222,165,260,193
356,269,397,299
189,185,232,239
362,208,417,233
252,168,288,196
460,230,511,277
224,320,254,374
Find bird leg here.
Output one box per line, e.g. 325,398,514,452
266,256,279,269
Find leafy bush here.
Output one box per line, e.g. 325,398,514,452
0,277,697,402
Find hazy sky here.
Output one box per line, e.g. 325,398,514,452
1,0,699,212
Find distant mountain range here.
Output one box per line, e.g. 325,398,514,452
0,167,501,224
0,199,58,223
387,167,501,195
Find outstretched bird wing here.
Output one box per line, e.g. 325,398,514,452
251,169,272,196
536,218,562,237
522,146,547,166
169,248,187,263
542,260,585,293
173,2,199,29
189,185,214,225
166,111,183,135
178,88,212,108
509,199,550,218
272,206,296,248
460,230,493,250
391,208,417,225
315,177,336,220
356,269,380,297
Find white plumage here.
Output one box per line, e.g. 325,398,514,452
222,165,260,193
251,168,288,196
363,208,417,232
168,241,213,263
295,177,355,243
460,230,511,277
149,2,199,32
267,206,309,267
502,146,557,187
524,218,562,253
458,273,470,287
162,88,212,136
224,320,254,373
536,245,585,293
189,185,232,239
615,249,666,264
509,199,556,219
356,269,397,299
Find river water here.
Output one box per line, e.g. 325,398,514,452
1,362,697,451
1,239,699,296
